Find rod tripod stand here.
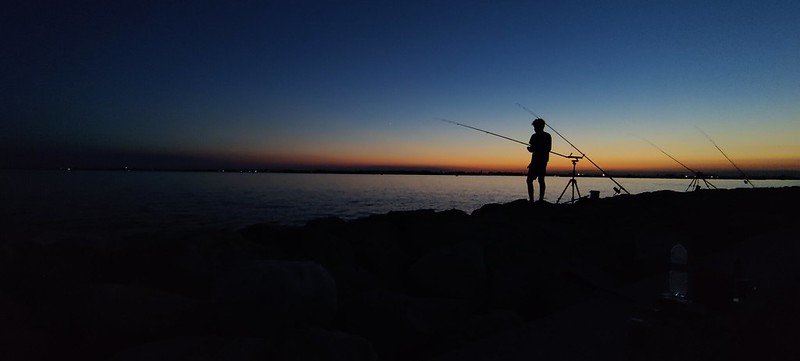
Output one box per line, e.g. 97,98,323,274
557,155,584,204
685,172,717,192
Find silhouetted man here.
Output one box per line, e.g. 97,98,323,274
526,118,551,202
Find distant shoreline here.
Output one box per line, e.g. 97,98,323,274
2,167,798,180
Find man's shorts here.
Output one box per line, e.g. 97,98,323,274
527,162,547,179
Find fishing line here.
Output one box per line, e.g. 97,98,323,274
695,127,754,187
516,103,631,195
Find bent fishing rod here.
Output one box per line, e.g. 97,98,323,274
516,103,630,195
695,127,754,187
437,118,574,159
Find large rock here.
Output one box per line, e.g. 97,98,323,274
487,259,551,319
326,261,380,298
407,240,487,299
457,309,524,342
28,282,212,360
163,230,273,297
348,223,409,286
282,327,377,361
0,293,47,361
339,290,473,360
242,219,355,269
0,233,124,284
84,283,211,340
214,260,337,336
110,336,273,361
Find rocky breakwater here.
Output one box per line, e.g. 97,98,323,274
1,187,798,360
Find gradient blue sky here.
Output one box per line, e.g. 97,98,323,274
3,0,799,174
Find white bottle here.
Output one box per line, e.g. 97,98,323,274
669,243,688,299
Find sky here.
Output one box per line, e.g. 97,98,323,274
3,0,799,175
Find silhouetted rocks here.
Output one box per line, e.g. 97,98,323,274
109,336,274,361
213,260,337,336
281,327,378,361
408,240,486,299
1,187,799,360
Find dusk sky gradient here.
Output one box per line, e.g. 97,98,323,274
4,0,799,174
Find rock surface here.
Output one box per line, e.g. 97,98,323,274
1,187,798,360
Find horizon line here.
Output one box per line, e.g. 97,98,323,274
2,166,799,180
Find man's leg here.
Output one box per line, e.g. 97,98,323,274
526,175,535,202
538,176,546,202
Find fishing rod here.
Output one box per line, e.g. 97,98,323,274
638,137,717,191
438,118,528,146
516,103,630,195
437,118,573,158
695,127,754,187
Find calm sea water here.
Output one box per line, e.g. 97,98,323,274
1,170,797,235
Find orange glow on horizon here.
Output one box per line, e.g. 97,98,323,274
210,142,799,174
238,152,798,174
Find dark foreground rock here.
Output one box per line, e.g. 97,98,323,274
1,187,798,360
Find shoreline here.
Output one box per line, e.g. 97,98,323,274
2,186,799,360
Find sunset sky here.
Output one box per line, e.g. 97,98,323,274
3,1,799,175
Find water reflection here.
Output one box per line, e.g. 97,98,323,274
1,170,797,232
